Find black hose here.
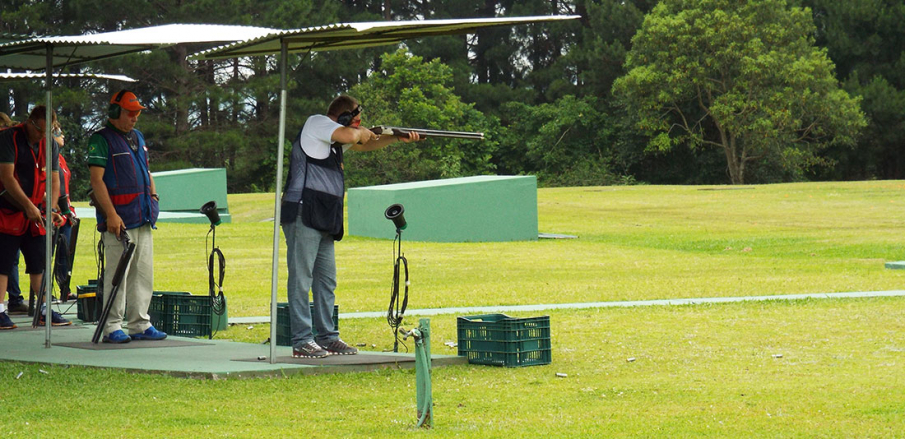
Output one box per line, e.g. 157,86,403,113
387,231,409,352
207,226,226,339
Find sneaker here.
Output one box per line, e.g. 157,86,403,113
7,301,28,315
292,341,328,358
38,310,72,326
0,312,17,330
130,326,167,341
102,329,131,344
320,339,358,356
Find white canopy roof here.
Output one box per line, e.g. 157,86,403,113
191,15,580,59
0,72,137,82
0,24,282,70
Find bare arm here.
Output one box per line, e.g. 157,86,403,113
350,129,421,152
89,165,124,237
50,171,64,226
51,171,60,208
331,125,377,146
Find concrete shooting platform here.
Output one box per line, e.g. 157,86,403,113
0,314,465,379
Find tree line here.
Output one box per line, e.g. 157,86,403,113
0,0,901,196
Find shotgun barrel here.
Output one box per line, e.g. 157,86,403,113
370,126,484,140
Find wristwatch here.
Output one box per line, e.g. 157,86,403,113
151,193,160,201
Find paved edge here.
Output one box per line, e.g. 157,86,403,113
229,290,905,324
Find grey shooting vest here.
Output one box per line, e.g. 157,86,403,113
281,133,345,240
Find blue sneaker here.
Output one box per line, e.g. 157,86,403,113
0,312,17,330
102,329,131,344
39,310,72,326
130,326,167,341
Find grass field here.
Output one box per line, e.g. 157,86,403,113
2,180,904,437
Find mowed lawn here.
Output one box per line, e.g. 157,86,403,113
3,180,904,437
70,180,905,316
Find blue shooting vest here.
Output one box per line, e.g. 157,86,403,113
94,127,158,231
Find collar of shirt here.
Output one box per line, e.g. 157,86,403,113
106,121,129,135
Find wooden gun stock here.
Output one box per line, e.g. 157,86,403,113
370,126,484,140
87,189,105,220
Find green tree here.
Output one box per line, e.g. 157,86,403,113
346,49,498,187
797,0,905,180
613,0,865,184
498,95,626,186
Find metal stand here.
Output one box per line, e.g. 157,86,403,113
400,318,432,428
31,226,61,327
388,227,409,352
207,224,226,339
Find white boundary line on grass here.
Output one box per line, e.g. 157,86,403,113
228,290,905,324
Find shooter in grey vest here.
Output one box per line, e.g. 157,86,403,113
280,95,420,358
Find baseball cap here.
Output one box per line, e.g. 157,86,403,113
110,91,147,111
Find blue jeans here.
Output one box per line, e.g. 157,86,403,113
282,217,339,348
55,221,73,295
7,250,21,305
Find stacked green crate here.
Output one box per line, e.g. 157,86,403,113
275,302,339,346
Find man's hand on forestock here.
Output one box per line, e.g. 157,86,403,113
398,131,422,143
52,211,65,227
357,126,378,145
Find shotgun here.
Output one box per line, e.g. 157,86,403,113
91,231,136,344
370,126,484,140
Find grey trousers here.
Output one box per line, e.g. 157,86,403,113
282,217,339,349
101,224,153,335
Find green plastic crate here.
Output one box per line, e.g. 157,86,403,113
148,291,215,338
276,302,339,346
457,314,551,367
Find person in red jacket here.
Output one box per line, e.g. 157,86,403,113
53,121,78,301
0,106,68,329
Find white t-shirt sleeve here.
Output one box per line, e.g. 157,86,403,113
299,114,344,159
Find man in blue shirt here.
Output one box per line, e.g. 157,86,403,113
87,91,166,343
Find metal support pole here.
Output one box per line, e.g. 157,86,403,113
269,39,288,363
44,44,54,348
415,318,433,428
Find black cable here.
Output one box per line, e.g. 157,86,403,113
387,230,409,352
206,226,226,339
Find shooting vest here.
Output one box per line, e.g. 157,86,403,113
94,127,158,231
281,131,345,240
0,124,48,236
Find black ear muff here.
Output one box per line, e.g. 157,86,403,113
337,111,353,126
336,105,361,127
108,90,129,119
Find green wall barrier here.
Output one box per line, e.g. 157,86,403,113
152,168,230,224
347,175,538,242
